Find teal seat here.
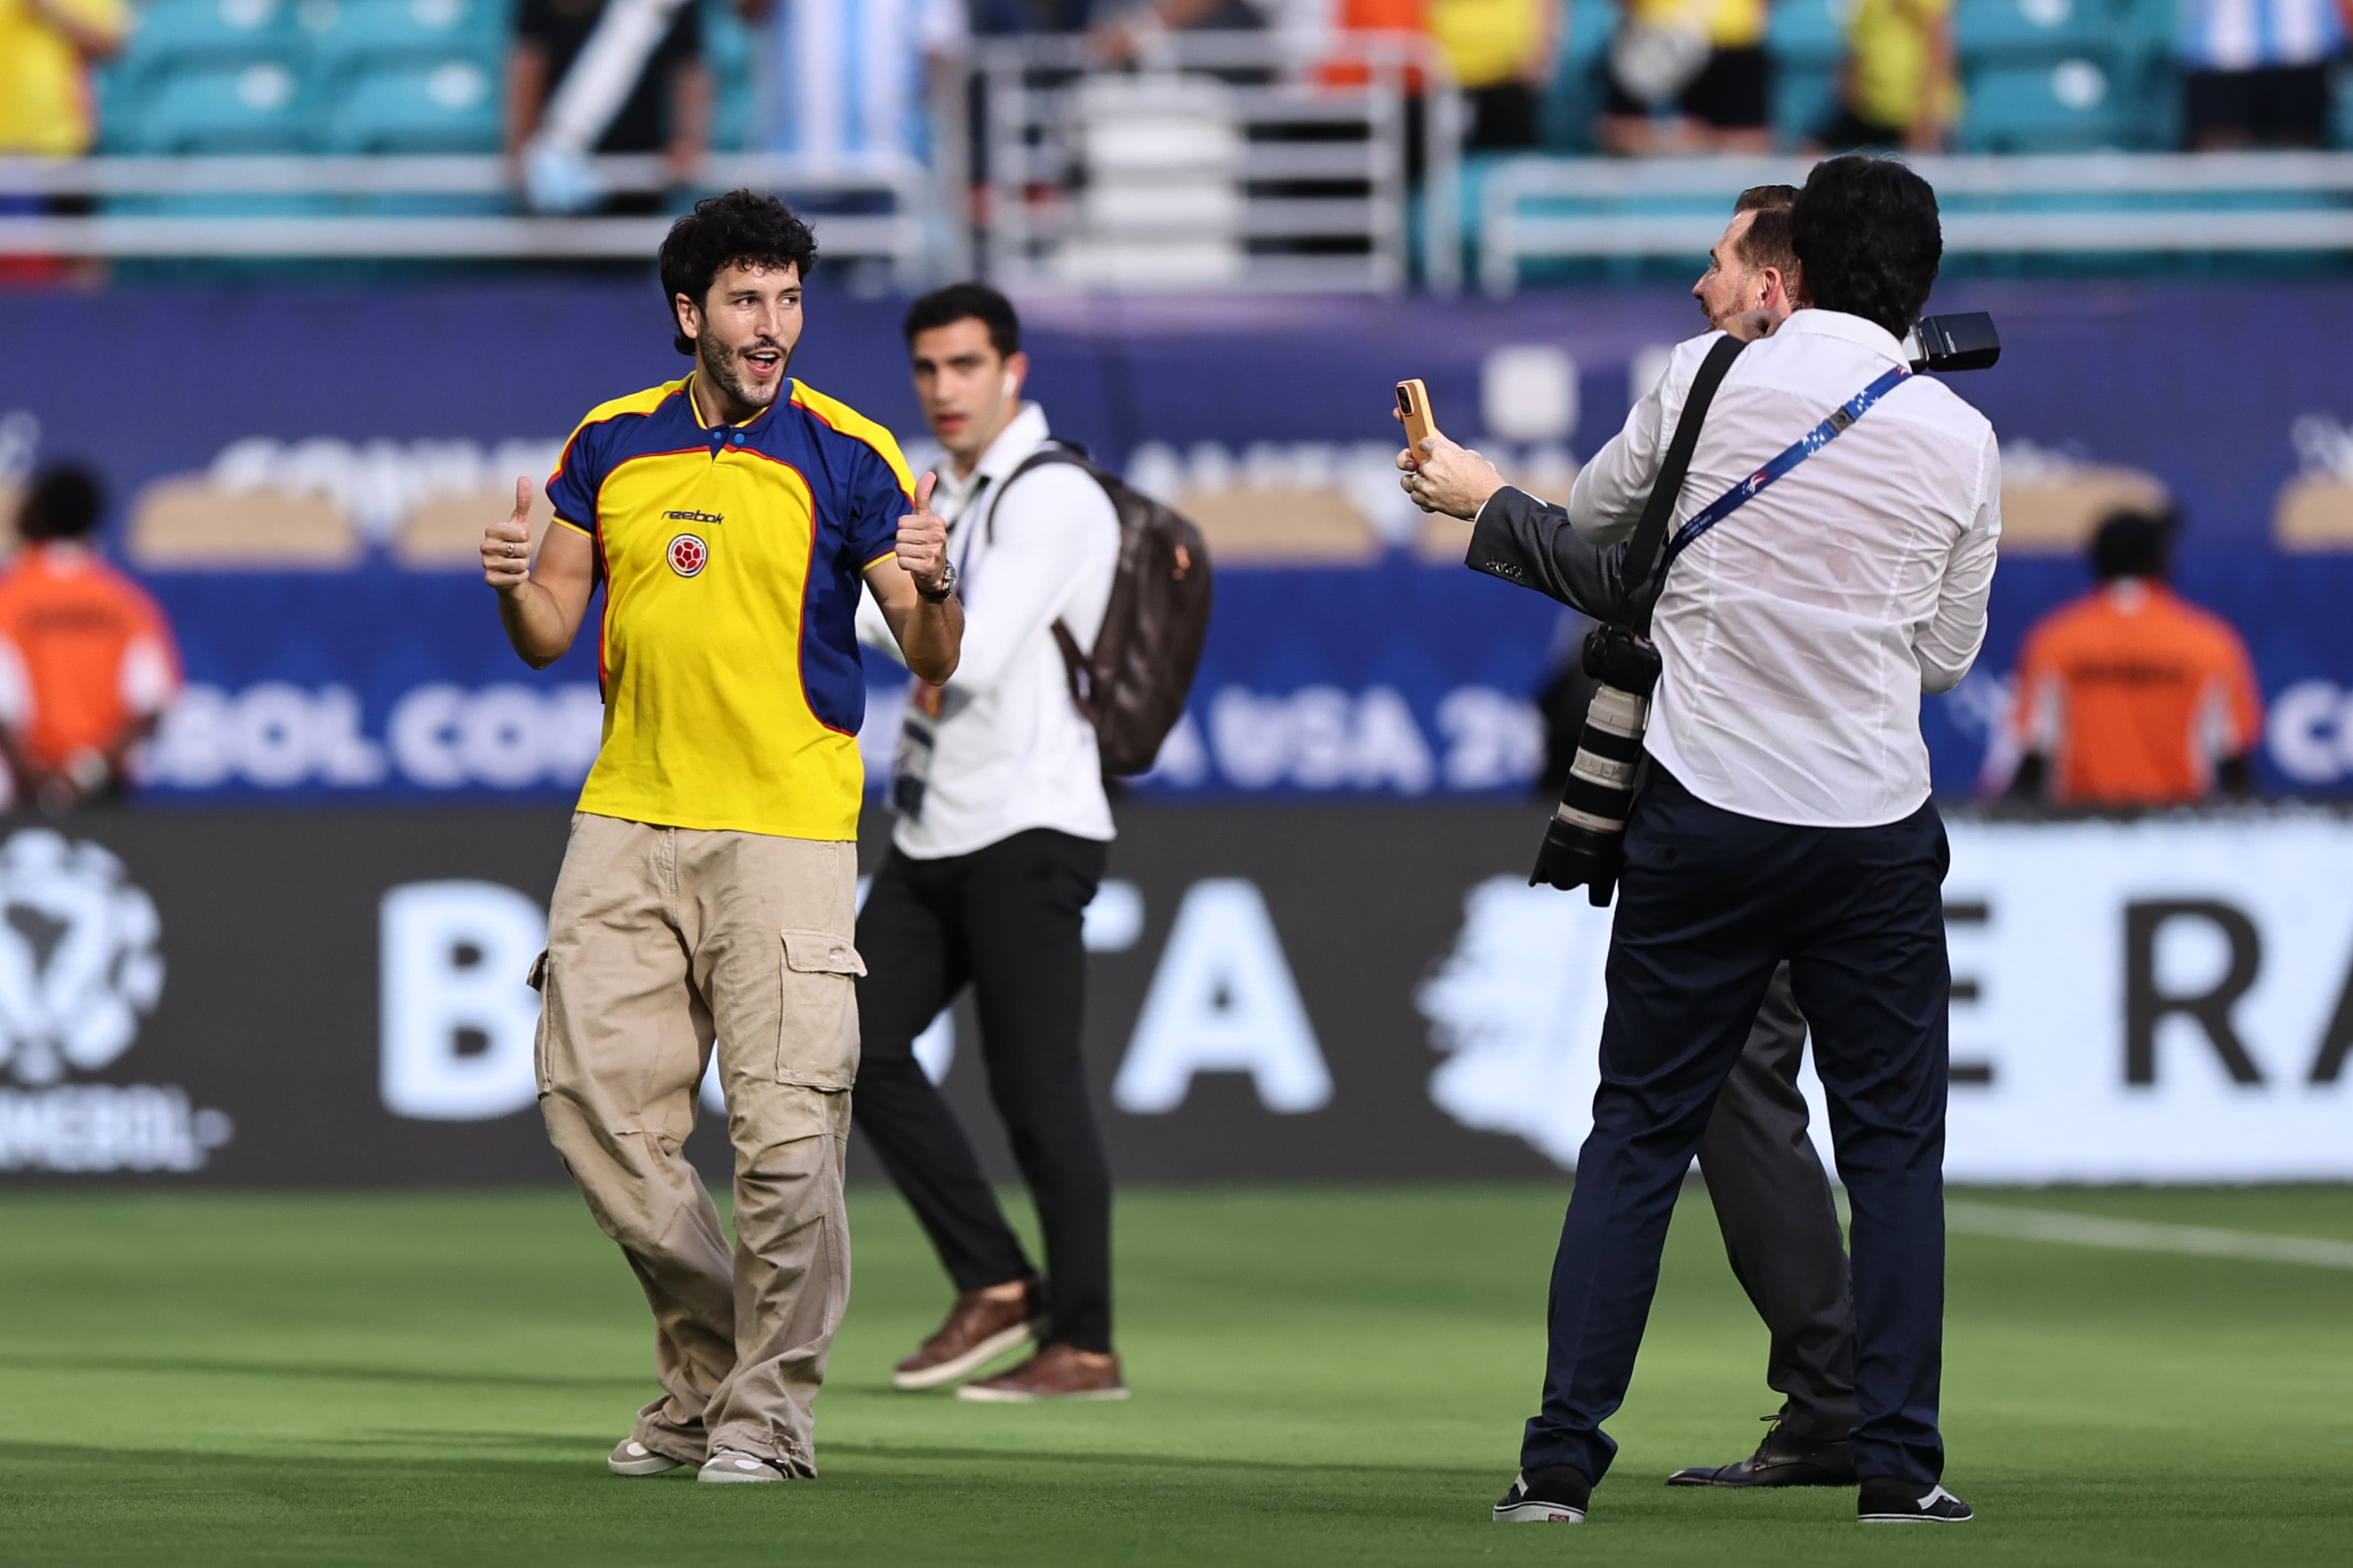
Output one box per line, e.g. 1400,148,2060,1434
121,0,299,77
1955,0,2116,58
1775,61,1840,145
313,0,504,83
1958,58,2134,150
322,56,502,151
127,58,316,152
1769,0,1848,68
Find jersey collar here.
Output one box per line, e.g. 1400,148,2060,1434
683,370,780,433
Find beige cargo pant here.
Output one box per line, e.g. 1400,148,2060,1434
532,811,863,1477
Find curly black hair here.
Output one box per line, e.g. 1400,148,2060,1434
1789,156,1943,340
657,190,819,356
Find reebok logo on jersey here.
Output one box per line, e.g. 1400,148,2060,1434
663,509,723,524
668,534,709,577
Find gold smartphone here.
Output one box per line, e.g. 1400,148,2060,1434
1396,378,1437,447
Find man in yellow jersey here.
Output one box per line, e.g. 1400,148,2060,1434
479,190,962,1484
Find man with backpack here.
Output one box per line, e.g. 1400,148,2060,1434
852,283,1133,1401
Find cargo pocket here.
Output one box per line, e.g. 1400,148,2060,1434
779,929,865,1090
526,950,552,1096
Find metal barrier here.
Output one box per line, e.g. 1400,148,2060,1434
959,30,1462,296
0,153,930,274
1477,151,2353,295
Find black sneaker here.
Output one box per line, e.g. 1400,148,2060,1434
1858,1479,1974,1523
1667,1413,1858,1487
1492,1465,1592,1524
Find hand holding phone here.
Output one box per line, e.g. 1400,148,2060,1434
1396,379,1437,450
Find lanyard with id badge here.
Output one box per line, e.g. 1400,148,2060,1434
891,474,990,821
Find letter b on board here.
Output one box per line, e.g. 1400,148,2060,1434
381,881,546,1119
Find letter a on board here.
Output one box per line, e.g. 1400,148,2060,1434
1113,879,1332,1115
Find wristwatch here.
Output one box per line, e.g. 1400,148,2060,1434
917,559,958,604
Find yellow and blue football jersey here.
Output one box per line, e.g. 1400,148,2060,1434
545,373,915,840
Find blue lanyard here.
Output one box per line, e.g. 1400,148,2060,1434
1664,364,1913,564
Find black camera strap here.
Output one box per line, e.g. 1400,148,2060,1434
1619,333,1747,636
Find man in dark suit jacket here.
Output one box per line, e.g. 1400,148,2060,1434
1433,185,1862,1490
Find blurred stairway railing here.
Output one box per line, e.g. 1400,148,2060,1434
1477,151,2353,294
958,29,1463,296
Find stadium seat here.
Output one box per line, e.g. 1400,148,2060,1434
118,0,303,81
2274,474,2353,549
1174,487,1382,564
1999,462,2169,550
1958,58,2134,151
127,477,362,569
394,486,551,568
1767,0,1845,146
313,0,504,83
323,57,502,152
1954,0,2114,60
124,59,317,153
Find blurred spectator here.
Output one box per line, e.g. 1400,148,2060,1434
2179,0,2349,149
1429,0,1560,148
1088,0,1276,56
1599,0,1773,155
0,467,182,814
1816,0,1954,152
0,0,126,157
743,0,965,168
2006,510,2261,807
508,0,711,212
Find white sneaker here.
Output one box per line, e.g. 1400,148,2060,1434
606,1438,684,1477
698,1448,787,1483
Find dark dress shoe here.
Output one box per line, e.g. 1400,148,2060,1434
1667,1417,1858,1487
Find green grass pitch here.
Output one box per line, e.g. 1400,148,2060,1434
3,1184,2350,1565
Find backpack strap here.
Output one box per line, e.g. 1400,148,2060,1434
986,440,1092,545
1621,333,1746,635
980,440,1104,720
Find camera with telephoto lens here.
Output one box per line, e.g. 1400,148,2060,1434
1530,624,1661,906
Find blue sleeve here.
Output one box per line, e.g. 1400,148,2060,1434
844,442,913,571
545,420,603,537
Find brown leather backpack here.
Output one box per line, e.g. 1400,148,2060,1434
996,444,1213,776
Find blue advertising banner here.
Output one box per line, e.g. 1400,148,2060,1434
124,549,2353,804
4,279,2352,803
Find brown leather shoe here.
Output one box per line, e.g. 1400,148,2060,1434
955,1343,1129,1403
891,1285,1042,1391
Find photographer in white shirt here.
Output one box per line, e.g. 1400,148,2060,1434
1405,156,1997,1528
852,284,1127,1403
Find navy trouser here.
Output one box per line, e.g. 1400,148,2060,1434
1520,768,1951,1489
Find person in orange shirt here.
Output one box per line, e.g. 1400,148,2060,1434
0,466,184,812
2007,509,2261,805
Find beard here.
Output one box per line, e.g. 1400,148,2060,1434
699,333,791,411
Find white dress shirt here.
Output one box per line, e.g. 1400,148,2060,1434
858,403,1121,859
1562,308,2002,828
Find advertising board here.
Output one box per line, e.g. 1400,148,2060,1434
2,804,2346,1186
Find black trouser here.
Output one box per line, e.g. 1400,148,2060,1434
1700,962,1858,1443
1521,768,1950,1488
853,829,1114,1353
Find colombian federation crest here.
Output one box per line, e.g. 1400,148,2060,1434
668,534,708,577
